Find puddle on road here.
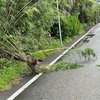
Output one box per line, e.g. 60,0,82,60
59,32,96,65
75,33,96,48
86,33,95,38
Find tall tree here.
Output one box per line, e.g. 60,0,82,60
0,0,37,61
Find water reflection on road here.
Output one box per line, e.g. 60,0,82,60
60,25,100,65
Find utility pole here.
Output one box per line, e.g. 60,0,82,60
56,0,63,47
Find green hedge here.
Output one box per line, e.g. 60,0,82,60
51,16,83,40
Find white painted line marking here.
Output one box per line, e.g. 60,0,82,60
7,24,99,100
7,73,42,100
49,24,98,66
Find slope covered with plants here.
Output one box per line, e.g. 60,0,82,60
0,0,100,91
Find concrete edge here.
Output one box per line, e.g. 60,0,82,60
7,24,99,100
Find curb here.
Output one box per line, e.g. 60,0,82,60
7,24,99,100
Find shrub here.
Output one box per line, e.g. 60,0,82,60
51,16,83,40
62,16,83,37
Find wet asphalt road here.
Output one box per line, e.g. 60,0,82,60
15,24,100,100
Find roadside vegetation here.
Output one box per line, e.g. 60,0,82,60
36,62,82,73
0,0,100,91
35,48,96,73
0,58,29,91
76,48,97,60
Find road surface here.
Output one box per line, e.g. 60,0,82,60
14,24,100,100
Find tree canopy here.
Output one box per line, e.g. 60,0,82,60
0,0,100,63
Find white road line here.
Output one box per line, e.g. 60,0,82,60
7,24,99,100
7,73,42,100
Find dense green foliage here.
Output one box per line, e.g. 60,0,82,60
0,58,28,91
0,0,100,90
0,0,99,59
61,16,82,37
51,16,82,39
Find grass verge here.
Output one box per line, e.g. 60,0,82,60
0,58,29,91
32,48,61,59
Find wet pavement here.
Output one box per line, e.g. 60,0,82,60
14,24,100,100
0,24,99,100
